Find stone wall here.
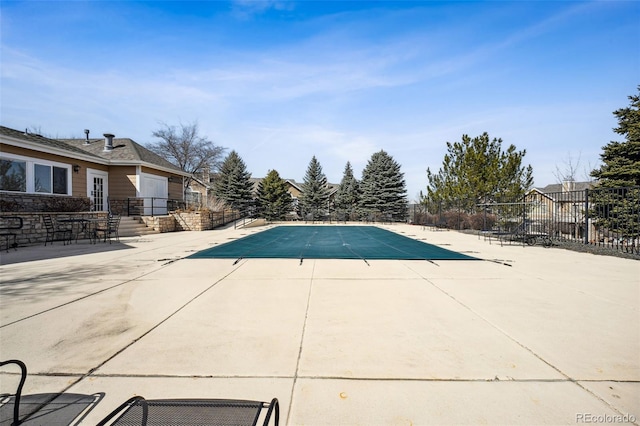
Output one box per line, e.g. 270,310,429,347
108,198,129,216
0,212,108,247
171,211,212,231
141,216,177,233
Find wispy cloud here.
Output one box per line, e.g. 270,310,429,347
230,0,295,19
1,0,635,198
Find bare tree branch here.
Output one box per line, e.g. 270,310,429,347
147,120,226,195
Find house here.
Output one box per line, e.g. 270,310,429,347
526,180,595,239
249,177,340,219
0,126,190,215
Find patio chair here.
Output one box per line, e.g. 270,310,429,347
97,396,279,426
1,359,26,425
43,214,72,246
95,215,121,244
1,359,102,425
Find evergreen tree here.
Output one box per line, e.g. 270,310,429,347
424,132,533,211
334,161,360,221
212,150,254,212
591,86,640,187
256,170,293,221
589,87,640,240
360,150,408,221
299,156,330,220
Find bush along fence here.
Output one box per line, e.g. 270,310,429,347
414,186,640,256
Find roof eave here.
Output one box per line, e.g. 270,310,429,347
110,160,192,177
1,135,108,165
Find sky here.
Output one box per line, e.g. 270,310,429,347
1,0,638,201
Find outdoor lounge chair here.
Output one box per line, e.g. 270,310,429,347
97,396,280,426
43,214,72,246
1,359,102,425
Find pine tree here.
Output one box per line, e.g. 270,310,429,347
334,161,360,221
256,170,293,221
299,156,330,220
591,87,640,187
589,87,640,240
212,150,254,212
424,133,533,211
360,150,408,221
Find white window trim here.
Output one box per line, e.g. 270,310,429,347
0,152,72,195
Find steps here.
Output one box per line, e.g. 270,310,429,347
118,216,159,237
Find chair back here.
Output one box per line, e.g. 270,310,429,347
108,215,121,232
42,214,55,231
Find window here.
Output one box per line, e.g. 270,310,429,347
0,158,27,192
34,163,68,194
186,187,202,208
0,154,71,195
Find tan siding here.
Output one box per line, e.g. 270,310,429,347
169,180,184,200
287,184,302,198
141,165,170,175
0,143,108,197
108,166,137,198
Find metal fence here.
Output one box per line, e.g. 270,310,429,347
415,186,640,255
523,186,639,254
125,198,185,217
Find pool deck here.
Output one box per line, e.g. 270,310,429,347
1,223,638,425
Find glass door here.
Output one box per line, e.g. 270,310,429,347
92,177,104,212
87,169,109,211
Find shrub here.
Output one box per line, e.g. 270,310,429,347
41,197,92,212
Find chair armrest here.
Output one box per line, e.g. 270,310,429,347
0,359,27,425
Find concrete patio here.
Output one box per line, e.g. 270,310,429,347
0,223,638,425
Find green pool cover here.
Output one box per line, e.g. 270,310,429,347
188,226,478,261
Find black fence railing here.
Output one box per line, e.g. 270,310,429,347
207,208,260,229
416,186,640,255
523,186,639,254
125,198,185,217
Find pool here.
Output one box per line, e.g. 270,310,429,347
188,226,478,261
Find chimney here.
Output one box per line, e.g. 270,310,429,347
103,133,115,151
84,129,90,145
562,180,575,192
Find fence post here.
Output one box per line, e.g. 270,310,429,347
584,189,589,245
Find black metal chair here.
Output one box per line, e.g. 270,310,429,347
0,359,26,425
95,215,121,244
97,396,279,426
42,215,72,246
0,216,23,252
1,359,102,425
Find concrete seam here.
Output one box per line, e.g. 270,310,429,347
286,260,315,426
412,270,634,419
53,260,248,397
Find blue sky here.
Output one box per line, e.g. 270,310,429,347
1,1,638,201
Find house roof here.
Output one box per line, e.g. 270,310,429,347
249,177,339,195
0,126,105,161
535,181,594,193
1,125,189,176
530,181,594,203
61,137,185,174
